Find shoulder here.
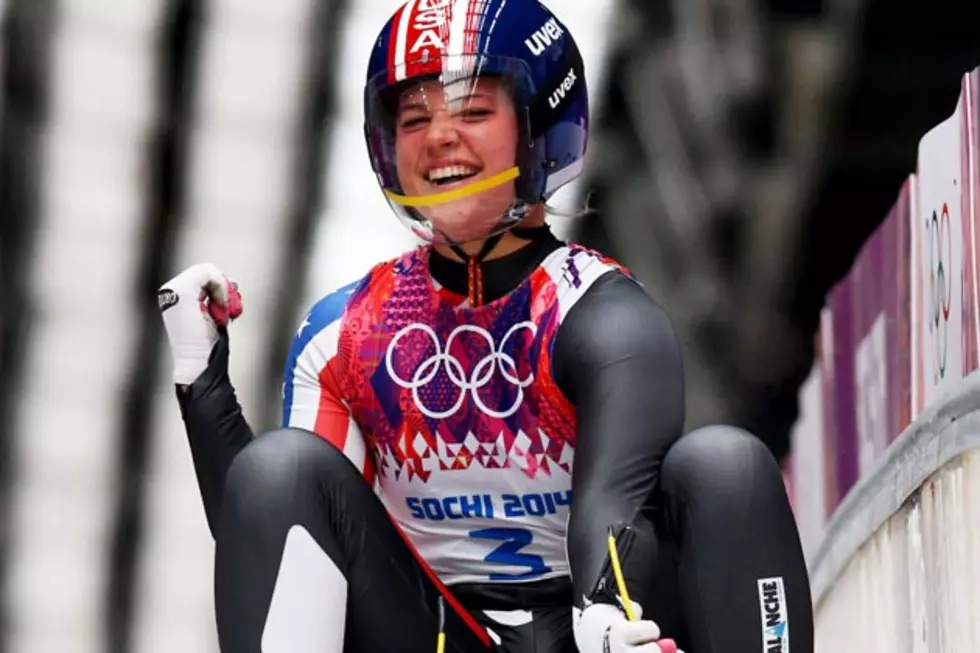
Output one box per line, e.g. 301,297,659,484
552,258,681,376
283,278,363,383
298,273,370,342
298,248,420,339
547,243,635,278
288,247,423,356
539,244,637,320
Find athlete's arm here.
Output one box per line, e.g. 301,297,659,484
552,271,685,609
178,278,373,537
177,332,255,537
281,281,375,482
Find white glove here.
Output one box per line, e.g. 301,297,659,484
158,263,243,385
573,600,681,653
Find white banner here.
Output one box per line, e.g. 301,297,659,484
790,361,827,563
854,312,888,476
914,95,965,415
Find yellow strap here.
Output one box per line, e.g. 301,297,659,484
384,166,519,207
607,531,638,621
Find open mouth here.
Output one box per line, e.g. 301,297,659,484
426,165,480,186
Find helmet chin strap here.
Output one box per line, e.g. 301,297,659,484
384,167,520,207
450,233,502,307
447,224,554,307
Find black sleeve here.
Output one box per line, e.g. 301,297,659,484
176,330,255,537
552,271,686,609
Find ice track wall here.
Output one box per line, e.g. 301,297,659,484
787,66,980,652
810,376,980,652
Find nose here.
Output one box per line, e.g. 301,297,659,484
424,110,460,150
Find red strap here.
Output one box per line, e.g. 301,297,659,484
386,514,493,648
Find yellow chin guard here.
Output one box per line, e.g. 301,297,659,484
383,166,519,208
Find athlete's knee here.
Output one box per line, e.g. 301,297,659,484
223,427,355,511
661,425,780,501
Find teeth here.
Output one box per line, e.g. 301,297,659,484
427,165,477,182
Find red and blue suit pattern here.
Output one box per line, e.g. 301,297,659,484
282,244,629,586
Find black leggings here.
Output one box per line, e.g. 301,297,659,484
214,426,813,653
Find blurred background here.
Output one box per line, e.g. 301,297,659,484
1,1,979,652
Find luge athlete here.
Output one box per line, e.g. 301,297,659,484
159,1,814,651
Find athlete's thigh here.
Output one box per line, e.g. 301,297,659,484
344,555,491,653
216,427,492,653
340,489,493,653
474,606,576,653
595,503,689,649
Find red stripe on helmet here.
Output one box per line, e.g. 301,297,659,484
386,2,408,84
401,0,452,81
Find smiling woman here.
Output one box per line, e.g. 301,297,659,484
156,2,815,653
363,41,586,251
389,73,523,244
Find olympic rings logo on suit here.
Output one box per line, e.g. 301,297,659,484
384,321,537,419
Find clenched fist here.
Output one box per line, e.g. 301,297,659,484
158,263,243,385
574,601,681,653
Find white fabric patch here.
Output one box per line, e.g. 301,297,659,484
483,609,533,627
262,525,348,653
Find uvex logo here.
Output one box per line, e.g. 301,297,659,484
525,17,563,56
548,68,577,109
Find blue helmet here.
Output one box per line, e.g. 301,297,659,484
363,0,588,244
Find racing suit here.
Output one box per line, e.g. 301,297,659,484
174,229,813,653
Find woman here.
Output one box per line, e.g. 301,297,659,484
159,1,814,651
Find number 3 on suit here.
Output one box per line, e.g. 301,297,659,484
468,527,551,580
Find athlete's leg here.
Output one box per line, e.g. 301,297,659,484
213,427,493,653
455,580,578,652
654,425,814,653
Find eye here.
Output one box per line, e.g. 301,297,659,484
399,115,430,130
460,108,492,121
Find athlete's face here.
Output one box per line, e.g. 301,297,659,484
394,76,519,243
